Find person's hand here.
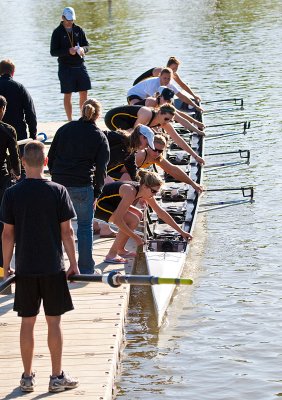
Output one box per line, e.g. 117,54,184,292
69,47,76,55
195,154,205,166
79,47,85,57
134,235,144,247
66,264,80,278
180,231,193,241
194,95,202,103
196,104,204,113
197,121,206,130
4,266,15,279
193,183,204,195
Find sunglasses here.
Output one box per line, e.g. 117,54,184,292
149,187,159,195
164,117,173,122
149,146,163,154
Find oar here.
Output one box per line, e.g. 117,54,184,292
69,272,193,287
0,271,193,294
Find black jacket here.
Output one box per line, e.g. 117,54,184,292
0,121,21,178
0,75,37,141
48,119,110,198
50,22,90,66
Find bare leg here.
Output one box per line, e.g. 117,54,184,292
46,315,63,376
79,91,88,113
64,93,73,121
107,211,140,258
20,316,37,376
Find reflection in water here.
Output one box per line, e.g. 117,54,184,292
1,0,282,399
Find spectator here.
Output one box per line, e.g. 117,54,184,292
1,141,80,393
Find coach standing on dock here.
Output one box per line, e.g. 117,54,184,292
50,7,91,121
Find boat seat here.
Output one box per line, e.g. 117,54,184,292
146,238,187,253
167,151,190,165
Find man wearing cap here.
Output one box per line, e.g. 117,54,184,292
50,7,91,121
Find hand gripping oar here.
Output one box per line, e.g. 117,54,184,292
0,271,193,294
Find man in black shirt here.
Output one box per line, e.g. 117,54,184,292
0,95,21,267
50,7,91,121
0,60,37,146
1,141,80,393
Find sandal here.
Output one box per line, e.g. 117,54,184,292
118,250,137,258
104,256,128,264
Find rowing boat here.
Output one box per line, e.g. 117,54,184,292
144,100,204,326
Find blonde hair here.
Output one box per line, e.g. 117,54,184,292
138,169,163,187
160,67,173,77
0,59,15,76
154,134,167,147
81,98,102,122
167,57,180,68
23,141,45,167
159,103,176,116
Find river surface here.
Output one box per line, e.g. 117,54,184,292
1,1,282,399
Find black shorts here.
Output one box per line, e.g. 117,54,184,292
95,201,116,223
127,95,143,104
14,271,74,317
58,64,91,94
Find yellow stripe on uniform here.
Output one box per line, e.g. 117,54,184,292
111,113,138,130
96,194,121,215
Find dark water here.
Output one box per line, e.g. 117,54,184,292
1,0,282,398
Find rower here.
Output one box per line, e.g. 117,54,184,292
104,104,205,165
127,67,202,112
133,56,201,103
95,170,192,264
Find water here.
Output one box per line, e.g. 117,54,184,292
1,0,282,398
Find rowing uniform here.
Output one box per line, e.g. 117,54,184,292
104,105,159,131
104,130,138,181
133,68,155,86
127,77,179,103
95,181,140,222
138,149,162,169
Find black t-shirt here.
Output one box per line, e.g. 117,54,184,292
0,178,75,275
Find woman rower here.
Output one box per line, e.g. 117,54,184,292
95,170,193,264
104,103,205,165
95,124,155,237
133,56,201,103
103,134,204,193
135,86,205,133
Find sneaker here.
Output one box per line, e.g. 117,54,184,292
49,371,79,392
20,372,35,392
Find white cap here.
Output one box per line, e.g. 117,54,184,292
62,7,76,21
139,125,155,150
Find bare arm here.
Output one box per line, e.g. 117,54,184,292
173,72,201,101
164,123,205,165
134,107,153,127
176,109,205,130
109,184,142,244
174,111,205,135
2,224,15,278
61,220,80,277
177,91,203,113
158,158,203,194
147,197,192,240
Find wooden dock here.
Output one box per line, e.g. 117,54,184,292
0,129,138,398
